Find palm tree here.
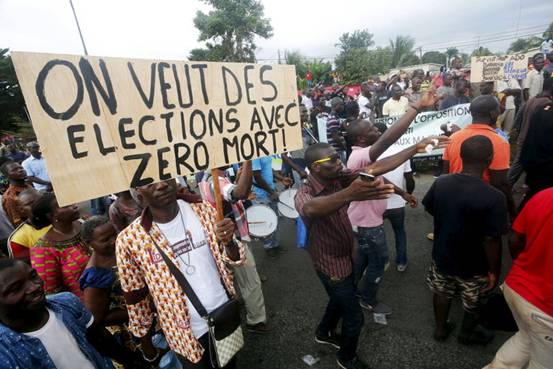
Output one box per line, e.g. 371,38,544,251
389,35,416,68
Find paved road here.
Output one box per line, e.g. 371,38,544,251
238,173,512,369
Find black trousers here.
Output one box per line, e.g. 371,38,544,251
178,334,237,369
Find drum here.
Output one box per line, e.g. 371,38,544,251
246,204,278,239
278,189,299,219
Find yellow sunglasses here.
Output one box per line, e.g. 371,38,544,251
313,153,340,165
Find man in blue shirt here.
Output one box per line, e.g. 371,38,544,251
21,142,51,192
0,259,146,369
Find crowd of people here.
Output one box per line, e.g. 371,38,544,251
0,50,552,369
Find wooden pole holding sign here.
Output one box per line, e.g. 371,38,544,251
11,52,302,206
211,169,224,221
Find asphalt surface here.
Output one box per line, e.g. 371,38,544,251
237,173,514,369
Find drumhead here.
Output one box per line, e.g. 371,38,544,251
278,189,299,219
246,204,278,238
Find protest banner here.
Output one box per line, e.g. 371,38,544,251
375,103,472,156
470,53,528,83
11,52,301,206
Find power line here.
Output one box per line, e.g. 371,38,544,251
420,31,544,53
257,25,546,62
418,23,547,48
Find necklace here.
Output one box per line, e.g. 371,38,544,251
177,207,196,275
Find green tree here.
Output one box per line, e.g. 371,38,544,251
0,48,31,135
334,29,375,84
304,59,332,84
389,35,416,67
543,21,553,40
284,51,332,88
188,0,273,62
335,48,372,84
508,36,543,53
284,50,307,78
336,30,374,52
471,46,493,57
421,51,447,64
445,47,459,67
460,53,470,67
365,47,393,75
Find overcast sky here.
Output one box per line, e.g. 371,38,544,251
1,0,551,62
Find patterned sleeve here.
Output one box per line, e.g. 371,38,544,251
31,245,63,294
115,232,154,338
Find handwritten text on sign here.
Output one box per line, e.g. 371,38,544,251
470,54,528,83
11,52,301,206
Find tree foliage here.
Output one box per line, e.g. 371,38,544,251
285,50,332,87
188,0,273,62
336,30,374,53
460,53,470,67
422,51,447,64
334,29,376,84
471,46,493,57
389,35,416,67
365,47,393,75
335,48,373,84
543,22,553,40
0,48,31,135
508,36,543,53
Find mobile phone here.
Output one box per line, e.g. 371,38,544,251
359,172,375,182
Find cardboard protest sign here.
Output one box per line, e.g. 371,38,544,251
470,54,528,83
375,103,472,157
11,52,301,206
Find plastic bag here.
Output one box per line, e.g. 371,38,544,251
296,217,308,249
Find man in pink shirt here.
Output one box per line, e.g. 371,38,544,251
346,93,444,314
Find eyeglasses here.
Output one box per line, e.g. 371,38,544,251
313,153,340,165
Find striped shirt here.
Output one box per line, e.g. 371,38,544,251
295,170,358,279
326,114,344,151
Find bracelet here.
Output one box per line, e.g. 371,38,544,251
141,348,160,363
410,105,421,114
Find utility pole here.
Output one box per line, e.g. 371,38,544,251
69,0,88,55
278,49,281,64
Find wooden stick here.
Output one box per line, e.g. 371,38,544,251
211,169,224,221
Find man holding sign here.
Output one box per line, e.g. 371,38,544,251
116,179,245,368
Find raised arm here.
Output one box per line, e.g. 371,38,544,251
230,161,252,200
297,178,394,219
366,136,449,177
369,91,438,161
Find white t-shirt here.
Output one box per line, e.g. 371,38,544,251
155,200,228,338
357,95,372,118
24,309,95,369
496,79,521,110
523,69,544,100
382,96,409,117
301,95,313,111
380,147,412,209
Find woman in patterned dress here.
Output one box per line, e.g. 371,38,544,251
79,216,131,341
79,216,151,368
29,192,90,298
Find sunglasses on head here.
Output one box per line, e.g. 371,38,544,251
313,153,340,165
